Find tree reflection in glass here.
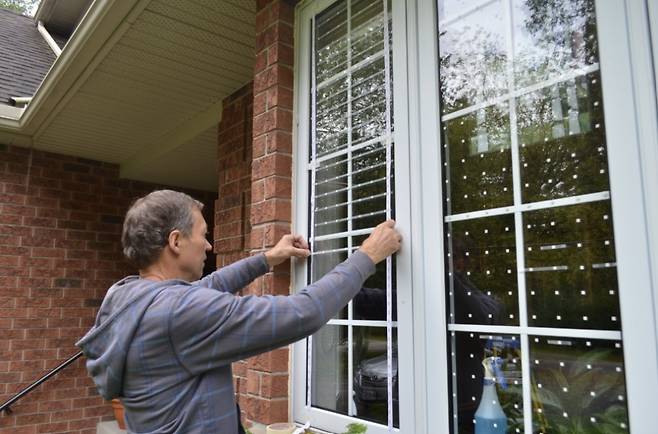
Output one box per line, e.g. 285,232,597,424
444,104,513,215
530,337,629,434
446,215,517,326
524,202,620,330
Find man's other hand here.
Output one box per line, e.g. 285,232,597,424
359,220,402,264
265,234,311,267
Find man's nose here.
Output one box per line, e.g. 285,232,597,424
205,240,212,251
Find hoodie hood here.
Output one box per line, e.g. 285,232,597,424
76,276,188,400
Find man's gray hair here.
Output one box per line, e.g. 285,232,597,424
122,190,204,269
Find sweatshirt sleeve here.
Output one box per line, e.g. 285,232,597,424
170,251,375,375
193,254,269,294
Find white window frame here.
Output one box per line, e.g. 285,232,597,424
293,0,658,433
416,0,658,433
291,1,416,433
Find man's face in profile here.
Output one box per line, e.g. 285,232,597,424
177,208,212,281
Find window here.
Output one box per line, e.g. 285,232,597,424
293,0,400,432
437,0,630,432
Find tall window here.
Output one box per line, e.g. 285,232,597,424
302,0,397,430
438,0,630,433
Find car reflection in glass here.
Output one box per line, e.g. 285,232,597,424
353,351,399,425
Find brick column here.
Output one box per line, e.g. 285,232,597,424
215,84,254,269
242,0,296,428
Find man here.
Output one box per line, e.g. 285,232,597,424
77,190,401,434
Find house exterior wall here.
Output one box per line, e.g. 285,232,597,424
0,144,216,434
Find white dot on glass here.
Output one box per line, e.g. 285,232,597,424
563,412,568,418
590,391,596,397
502,167,507,172
485,250,489,255
525,183,529,187
576,218,581,223
532,315,537,319
463,175,467,180
506,248,510,253
618,395,624,401
484,229,488,233
551,221,556,226
605,240,610,245
557,315,562,320
600,169,605,174
604,215,609,220
573,174,578,179
591,417,597,423
535,360,540,364
583,316,589,321
616,367,622,372
546,158,551,163
612,316,617,321
554,290,560,295
571,153,576,157
508,291,513,296
530,291,536,295
577,242,583,248
537,383,542,388
563,387,568,392
587,364,592,370
581,290,586,295
621,423,627,429
482,171,486,175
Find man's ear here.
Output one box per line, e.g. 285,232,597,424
168,230,182,254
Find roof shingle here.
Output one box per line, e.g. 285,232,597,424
0,7,58,105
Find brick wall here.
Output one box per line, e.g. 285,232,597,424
0,144,216,434
244,0,296,428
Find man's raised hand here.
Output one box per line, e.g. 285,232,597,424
265,234,311,267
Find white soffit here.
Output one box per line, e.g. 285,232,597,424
33,0,255,192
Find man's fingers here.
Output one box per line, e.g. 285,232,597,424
292,234,309,249
291,247,311,258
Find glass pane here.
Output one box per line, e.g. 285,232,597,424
316,1,348,83
351,0,385,65
352,234,396,322
353,327,398,428
449,332,524,434
518,72,608,203
524,202,619,330
530,337,629,433
439,0,508,114
443,103,513,214
446,215,518,326
315,156,349,236
311,325,349,414
513,0,599,88
352,144,390,230
316,78,349,157
313,239,349,319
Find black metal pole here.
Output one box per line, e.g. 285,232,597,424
0,351,83,415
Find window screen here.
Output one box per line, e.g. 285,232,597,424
306,0,398,429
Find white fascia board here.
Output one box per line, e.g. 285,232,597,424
0,105,24,121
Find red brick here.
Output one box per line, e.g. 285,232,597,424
261,373,288,398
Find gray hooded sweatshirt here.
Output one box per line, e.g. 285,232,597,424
76,252,375,434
